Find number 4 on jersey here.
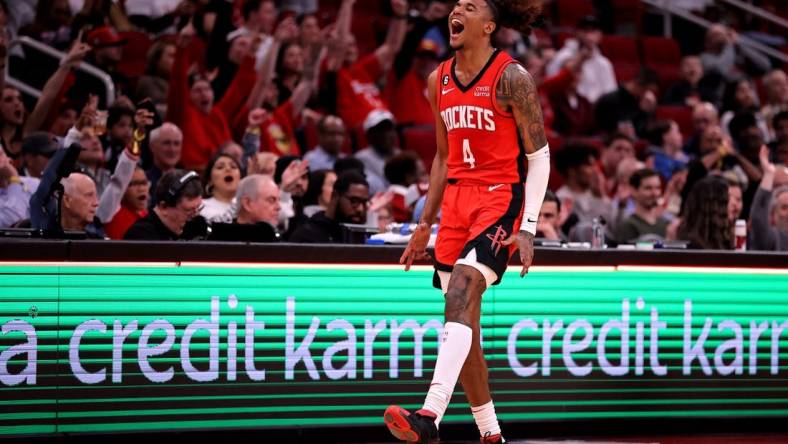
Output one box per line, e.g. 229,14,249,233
462,139,476,169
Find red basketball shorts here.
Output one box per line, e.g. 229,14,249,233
433,181,525,288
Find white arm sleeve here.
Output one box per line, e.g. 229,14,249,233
520,144,550,235
96,150,137,223
63,126,81,149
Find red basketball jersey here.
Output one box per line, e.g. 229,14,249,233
436,50,524,185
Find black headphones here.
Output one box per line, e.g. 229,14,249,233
164,171,199,207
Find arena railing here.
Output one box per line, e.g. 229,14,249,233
643,0,788,65
3,36,116,106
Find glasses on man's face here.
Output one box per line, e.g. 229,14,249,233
177,202,203,217
342,195,370,208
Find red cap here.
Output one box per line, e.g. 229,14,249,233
87,26,127,48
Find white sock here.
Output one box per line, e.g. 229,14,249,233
472,400,501,438
422,321,472,426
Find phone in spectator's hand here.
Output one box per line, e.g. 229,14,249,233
136,97,161,127
136,98,156,115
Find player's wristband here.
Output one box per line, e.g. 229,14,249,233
519,144,550,235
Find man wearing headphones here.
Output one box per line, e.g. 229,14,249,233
124,170,204,240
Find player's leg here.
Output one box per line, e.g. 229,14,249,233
421,263,487,420
457,184,524,444
384,264,486,444
385,186,468,444
454,252,503,443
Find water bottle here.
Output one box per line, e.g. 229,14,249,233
591,217,606,249
734,219,747,251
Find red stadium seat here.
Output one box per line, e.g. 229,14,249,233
655,106,694,139
600,35,640,82
611,0,643,30
634,139,650,158
567,136,606,154
554,31,574,49
402,125,436,171
531,28,553,49
642,36,682,91
555,0,596,28
600,35,639,64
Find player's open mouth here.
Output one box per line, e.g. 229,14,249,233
223,175,234,183
450,19,465,36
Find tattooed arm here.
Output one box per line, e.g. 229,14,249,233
498,63,551,276
496,63,548,154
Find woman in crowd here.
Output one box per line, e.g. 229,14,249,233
274,41,305,105
301,169,336,218
677,175,733,249
200,153,242,223
720,77,769,140
137,40,176,117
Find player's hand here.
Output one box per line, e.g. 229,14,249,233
400,223,431,271
502,230,535,277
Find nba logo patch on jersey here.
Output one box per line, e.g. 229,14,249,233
442,75,449,86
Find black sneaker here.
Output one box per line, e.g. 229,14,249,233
383,405,439,444
481,432,506,443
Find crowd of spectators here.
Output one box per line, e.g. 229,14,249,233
0,0,786,251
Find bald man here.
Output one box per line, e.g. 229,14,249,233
60,172,104,237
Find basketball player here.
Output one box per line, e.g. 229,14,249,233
383,1,549,443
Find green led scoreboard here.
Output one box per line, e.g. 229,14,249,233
1,261,787,436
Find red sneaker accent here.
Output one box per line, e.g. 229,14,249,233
481,433,505,444
384,405,420,442
414,408,437,418
383,405,439,443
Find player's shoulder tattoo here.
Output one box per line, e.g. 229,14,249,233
496,63,547,150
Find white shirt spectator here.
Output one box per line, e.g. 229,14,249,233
546,39,617,103
303,146,346,171
355,147,400,196
0,176,39,228
201,198,235,224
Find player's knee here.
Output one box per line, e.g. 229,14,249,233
444,286,469,321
